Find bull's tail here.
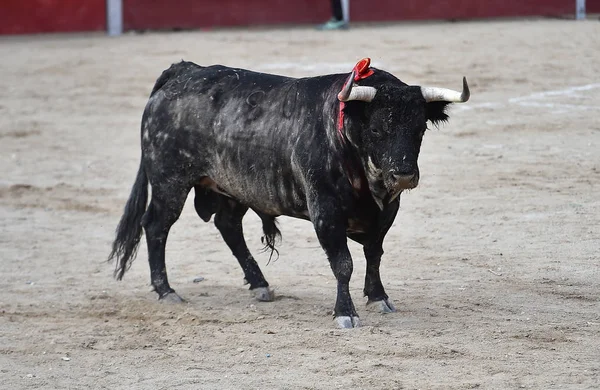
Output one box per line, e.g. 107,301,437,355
259,214,282,265
108,161,148,280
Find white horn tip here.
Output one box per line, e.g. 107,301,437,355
421,77,471,103
461,77,470,102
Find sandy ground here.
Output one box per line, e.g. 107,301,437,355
1,19,599,389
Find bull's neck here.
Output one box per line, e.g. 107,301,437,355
332,100,369,195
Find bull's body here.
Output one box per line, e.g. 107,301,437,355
145,62,363,221
110,60,469,328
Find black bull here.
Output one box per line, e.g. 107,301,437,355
109,60,469,328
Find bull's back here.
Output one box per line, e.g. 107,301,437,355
142,62,337,217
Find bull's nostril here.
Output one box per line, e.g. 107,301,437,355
392,173,415,182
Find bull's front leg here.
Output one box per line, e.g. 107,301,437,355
364,244,396,313
364,199,400,313
310,198,359,328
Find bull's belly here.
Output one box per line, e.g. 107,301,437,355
199,177,377,236
199,175,309,219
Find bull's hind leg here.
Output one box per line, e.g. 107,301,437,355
213,198,273,301
143,183,190,302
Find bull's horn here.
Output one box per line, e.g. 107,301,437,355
421,77,470,103
343,86,377,102
337,71,356,101
337,70,377,102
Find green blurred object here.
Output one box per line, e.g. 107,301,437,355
317,18,348,30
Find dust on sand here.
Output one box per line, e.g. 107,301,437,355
1,19,599,389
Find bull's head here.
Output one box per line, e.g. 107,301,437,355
338,70,470,208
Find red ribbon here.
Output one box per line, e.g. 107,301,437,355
337,58,374,192
338,58,374,134
352,57,375,81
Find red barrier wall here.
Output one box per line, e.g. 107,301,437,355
0,0,598,35
123,0,331,30
352,0,581,21
0,0,106,35
123,0,596,30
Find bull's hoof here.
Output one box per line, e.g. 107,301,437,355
158,291,185,303
253,287,275,302
335,316,361,328
367,298,396,313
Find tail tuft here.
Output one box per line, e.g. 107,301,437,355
108,162,148,280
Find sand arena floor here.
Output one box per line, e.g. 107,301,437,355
1,19,599,389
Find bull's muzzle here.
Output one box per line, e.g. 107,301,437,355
388,171,419,191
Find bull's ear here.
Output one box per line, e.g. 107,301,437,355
425,101,450,126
